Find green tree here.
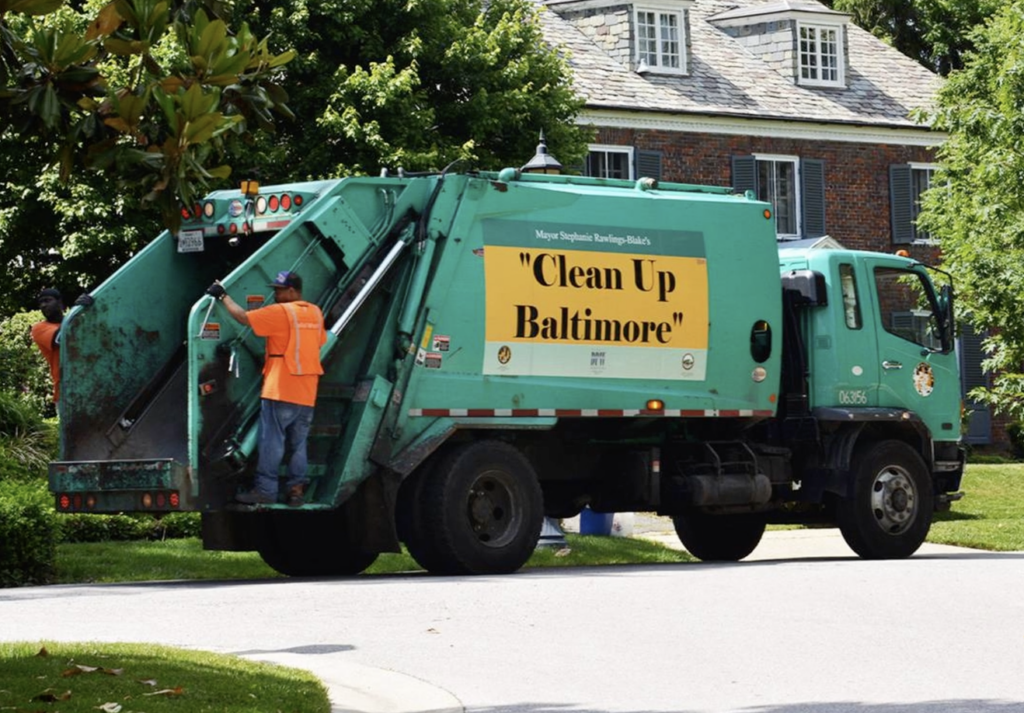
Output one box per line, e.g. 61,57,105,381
244,0,590,179
919,2,1024,418
0,0,296,228
823,0,998,75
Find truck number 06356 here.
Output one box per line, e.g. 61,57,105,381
837,389,868,405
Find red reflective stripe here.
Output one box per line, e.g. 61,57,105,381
408,408,775,418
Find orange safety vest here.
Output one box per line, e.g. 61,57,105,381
276,301,324,376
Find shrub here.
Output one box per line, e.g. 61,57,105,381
0,391,57,482
0,480,59,587
58,511,202,543
0,312,54,416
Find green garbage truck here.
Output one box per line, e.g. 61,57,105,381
48,165,965,575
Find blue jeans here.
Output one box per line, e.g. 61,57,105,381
252,398,315,496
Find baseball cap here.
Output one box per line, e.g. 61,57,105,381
268,271,302,290
38,288,62,302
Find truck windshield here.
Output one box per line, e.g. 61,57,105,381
874,267,948,352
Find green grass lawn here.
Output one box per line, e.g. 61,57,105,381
56,533,693,584
0,641,330,713
929,463,1024,550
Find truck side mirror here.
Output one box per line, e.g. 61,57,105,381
939,284,955,350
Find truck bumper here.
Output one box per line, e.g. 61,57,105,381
48,459,193,513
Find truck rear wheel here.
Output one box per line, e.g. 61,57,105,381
672,511,766,561
837,440,932,559
256,511,379,577
406,440,543,575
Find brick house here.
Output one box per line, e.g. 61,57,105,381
536,0,997,446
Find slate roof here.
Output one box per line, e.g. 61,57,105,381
538,0,942,129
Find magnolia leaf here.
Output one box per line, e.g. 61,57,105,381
2,0,64,15
36,646,49,657
63,663,99,676
205,165,231,179
103,117,132,134
142,687,184,697
97,702,122,712
183,112,223,144
267,49,297,69
196,19,228,61
103,38,140,56
33,689,72,702
85,1,124,40
138,678,158,686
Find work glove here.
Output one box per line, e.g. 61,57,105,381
206,282,226,300
74,293,94,307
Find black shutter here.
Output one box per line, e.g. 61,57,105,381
890,164,914,244
636,150,663,180
959,322,992,444
800,158,826,238
731,155,757,195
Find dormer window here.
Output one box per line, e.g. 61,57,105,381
708,1,850,89
635,4,687,74
798,22,843,87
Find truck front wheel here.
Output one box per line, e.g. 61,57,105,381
407,440,544,575
672,511,766,561
837,440,933,559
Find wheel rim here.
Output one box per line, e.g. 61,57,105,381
465,468,520,548
870,465,918,535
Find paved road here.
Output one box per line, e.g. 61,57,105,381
3,533,1024,713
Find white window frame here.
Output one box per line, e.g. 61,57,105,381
909,161,938,245
797,22,844,88
635,5,686,75
586,145,634,180
754,154,801,240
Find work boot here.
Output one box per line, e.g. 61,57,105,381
286,485,305,507
236,490,275,505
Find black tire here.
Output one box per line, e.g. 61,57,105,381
408,440,544,575
396,457,451,575
837,440,933,559
256,510,379,577
672,510,766,561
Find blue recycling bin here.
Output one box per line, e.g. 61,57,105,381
579,506,614,535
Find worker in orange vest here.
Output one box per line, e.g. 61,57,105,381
208,271,327,506
31,288,64,406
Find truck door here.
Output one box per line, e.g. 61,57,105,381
865,258,960,439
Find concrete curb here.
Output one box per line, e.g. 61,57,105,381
241,653,463,713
